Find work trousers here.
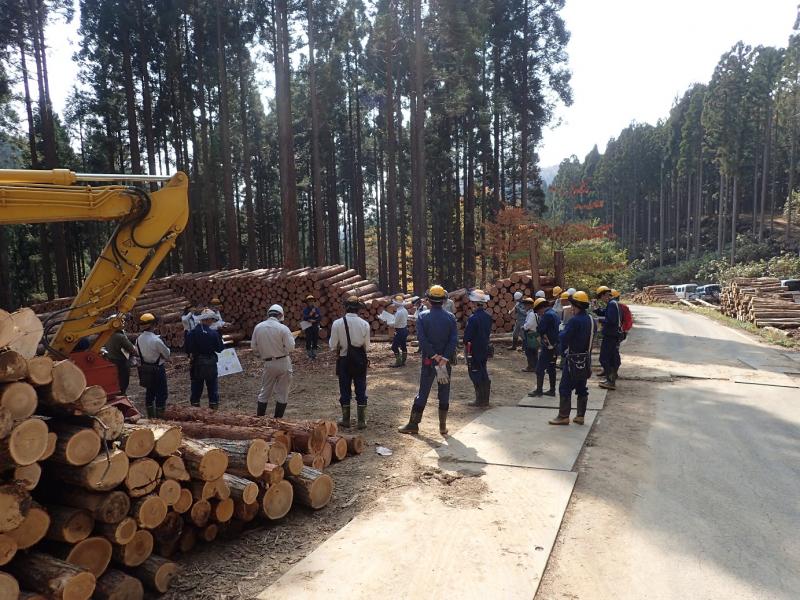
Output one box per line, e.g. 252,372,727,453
468,358,489,386
536,346,558,379
524,344,539,371
144,365,168,410
512,320,525,345
110,358,130,395
305,324,319,351
190,375,219,408
337,358,368,406
599,335,622,374
257,357,293,407
558,363,589,417
412,362,452,411
391,327,408,354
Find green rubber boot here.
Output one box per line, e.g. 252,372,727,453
357,405,367,430
398,408,423,434
338,405,351,429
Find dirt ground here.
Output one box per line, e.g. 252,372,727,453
125,338,537,599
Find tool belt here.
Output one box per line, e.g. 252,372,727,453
264,355,287,362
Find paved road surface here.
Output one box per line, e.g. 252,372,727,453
537,306,800,600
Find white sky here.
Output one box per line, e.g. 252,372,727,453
42,0,797,168
538,0,797,167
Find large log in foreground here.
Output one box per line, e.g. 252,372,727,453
8,551,96,600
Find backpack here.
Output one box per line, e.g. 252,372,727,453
620,303,634,332
342,316,368,377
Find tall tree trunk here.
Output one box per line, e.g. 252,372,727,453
695,148,703,256
307,0,325,267
136,0,157,180
121,30,142,174
463,124,476,285
384,0,399,290
787,121,796,246
519,0,530,210
717,170,725,256
353,56,367,276
275,0,300,268
216,0,240,268
237,29,257,268
397,89,408,291
730,174,739,265
658,168,664,266
410,0,428,292
326,130,340,264
758,108,772,242
18,35,38,168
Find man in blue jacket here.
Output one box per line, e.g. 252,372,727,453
185,309,225,409
398,285,458,436
464,289,493,407
528,297,560,397
550,291,596,425
595,286,622,390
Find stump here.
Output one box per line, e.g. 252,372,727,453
0,484,32,533
289,467,333,509
93,569,144,600
111,529,153,567
97,516,137,545
8,552,96,600
7,503,50,549
57,489,130,524
129,554,178,593
45,505,94,543
261,479,293,520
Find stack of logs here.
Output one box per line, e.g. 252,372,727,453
0,310,364,599
631,285,681,305
30,279,193,349
720,277,800,329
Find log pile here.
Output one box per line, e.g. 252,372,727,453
720,277,800,329
630,285,681,305
0,311,365,598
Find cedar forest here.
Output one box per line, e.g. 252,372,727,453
0,1,798,310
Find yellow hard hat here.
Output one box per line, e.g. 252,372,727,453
428,285,447,302
393,294,405,302
553,286,563,297
139,312,156,324
596,286,611,296
560,291,570,300
522,296,535,305
533,298,548,310
211,297,222,305
571,291,590,307
611,289,621,298
305,294,316,301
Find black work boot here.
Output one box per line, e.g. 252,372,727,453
274,402,287,418
599,372,616,390
338,405,351,429
467,384,482,407
528,374,545,397
544,371,557,396
574,395,588,424
398,408,423,434
256,402,267,417
145,404,155,419
154,406,165,419
438,409,448,435
190,400,200,408
401,352,408,366
209,404,219,411
550,396,571,425
483,380,492,406
357,405,367,430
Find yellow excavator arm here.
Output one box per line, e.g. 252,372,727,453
0,169,189,356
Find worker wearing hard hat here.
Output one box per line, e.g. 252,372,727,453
595,286,622,390
135,313,171,418
549,291,596,425
251,304,295,417
302,295,322,360
521,297,538,372
208,297,228,331
389,294,409,368
552,286,564,318
528,297,560,397
185,309,225,410
329,296,371,429
398,285,458,436
509,291,527,350
464,289,493,407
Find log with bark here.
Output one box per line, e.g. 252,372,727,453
159,455,190,482
7,503,50,549
26,355,54,387
45,505,94,544
288,467,334,509
56,489,130,525
261,463,285,485
172,489,193,514
0,381,37,419
283,452,303,476
128,554,178,594
261,479,293,520
328,436,348,462
93,569,144,600
211,498,234,523
199,438,267,478
156,479,181,506
47,449,129,492
48,424,102,466
0,350,28,383
123,458,161,498
110,528,153,568
37,360,87,407
0,418,49,466
233,498,259,522
7,462,42,490
43,535,113,578
0,533,17,566
97,517,137,546
118,426,155,459
0,571,18,598
8,551,96,600
188,500,211,528
128,495,167,530
0,484,32,533
179,439,228,482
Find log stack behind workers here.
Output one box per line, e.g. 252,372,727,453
464,289,493,407
529,297,560,397
302,295,322,360
550,290,596,426
329,296,371,429
185,309,224,410
595,286,622,390
389,294,409,367
398,285,458,436
251,304,295,418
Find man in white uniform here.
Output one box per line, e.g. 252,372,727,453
330,296,371,429
251,304,295,417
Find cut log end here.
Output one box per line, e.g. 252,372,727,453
132,555,178,593
0,484,31,533
65,535,113,577
0,572,18,599
120,426,155,459
130,495,167,530
262,479,293,520
111,529,153,567
0,532,18,566
2,418,49,466
46,505,94,544
7,505,50,549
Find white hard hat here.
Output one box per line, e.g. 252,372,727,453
469,289,490,303
535,290,546,299
513,291,523,301
268,304,284,321
567,288,577,296
198,309,219,322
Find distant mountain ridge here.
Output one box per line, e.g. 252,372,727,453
540,164,559,186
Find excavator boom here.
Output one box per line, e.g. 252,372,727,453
0,169,189,364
